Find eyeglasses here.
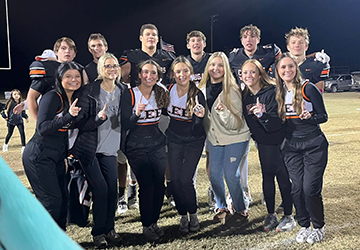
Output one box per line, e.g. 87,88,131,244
104,64,119,69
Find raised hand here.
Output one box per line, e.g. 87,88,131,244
13,102,25,114
69,98,82,117
193,95,205,118
249,97,263,118
315,49,330,64
299,101,311,120
135,95,147,116
215,94,226,111
98,103,107,120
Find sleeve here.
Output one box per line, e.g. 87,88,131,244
1,110,7,119
216,89,244,130
303,83,328,124
74,85,106,131
191,90,206,136
257,89,283,132
121,89,139,130
273,43,282,59
119,50,129,66
320,62,330,79
29,61,49,94
36,92,75,136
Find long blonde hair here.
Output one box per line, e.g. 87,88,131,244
199,51,242,126
275,52,303,122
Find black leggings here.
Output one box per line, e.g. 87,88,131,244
258,143,293,215
5,123,26,146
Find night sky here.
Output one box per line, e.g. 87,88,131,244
1,0,360,91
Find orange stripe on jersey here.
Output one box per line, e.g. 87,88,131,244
29,70,46,75
321,69,329,75
286,112,313,119
174,117,192,122
129,89,135,107
168,83,175,91
56,92,64,114
136,121,160,126
58,129,67,132
119,57,128,62
301,81,310,102
275,52,282,59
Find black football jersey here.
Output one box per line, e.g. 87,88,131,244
300,57,330,84
187,52,211,86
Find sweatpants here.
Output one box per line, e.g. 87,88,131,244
23,140,67,230
282,134,328,229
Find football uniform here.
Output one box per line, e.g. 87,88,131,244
120,49,175,88
187,53,211,86
29,60,60,95
300,57,330,84
228,43,281,83
84,61,98,83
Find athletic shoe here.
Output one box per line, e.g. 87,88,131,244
151,223,164,237
117,195,128,214
225,211,249,227
127,185,139,210
179,215,189,233
207,187,216,212
276,215,296,232
296,227,312,243
263,213,278,232
143,225,160,241
226,194,234,214
307,226,325,245
189,213,200,232
93,234,107,248
3,144,8,152
105,229,122,246
213,209,229,225
244,191,253,205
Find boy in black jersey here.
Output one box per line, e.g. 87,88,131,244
120,23,175,88
285,27,330,93
229,24,281,82
83,33,108,84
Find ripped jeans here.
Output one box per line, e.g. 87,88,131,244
209,140,249,212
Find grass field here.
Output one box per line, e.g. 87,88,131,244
1,92,360,250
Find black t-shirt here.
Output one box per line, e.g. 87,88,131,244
120,49,175,87
187,52,211,86
206,81,222,110
84,60,98,83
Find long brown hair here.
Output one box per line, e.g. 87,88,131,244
170,56,198,117
138,59,170,108
275,52,303,122
6,89,22,115
199,52,243,126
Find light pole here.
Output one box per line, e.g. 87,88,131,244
210,14,218,53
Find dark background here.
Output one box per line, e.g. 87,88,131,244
1,0,359,92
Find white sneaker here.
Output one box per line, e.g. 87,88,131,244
276,215,296,232
117,195,128,214
189,213,200,232
307,226,325,245
21,146,25,154
3,144,8,152
179,215,189,233
296,227,312,243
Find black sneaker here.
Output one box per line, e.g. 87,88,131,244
105,229,122,246
93,234,107,248
263,213,278,232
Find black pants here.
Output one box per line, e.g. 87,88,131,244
282,134,328,229
258,143,292,215
81,153,118,236
22,140,67,230
6,123,26,146
126,133,166,227
168,138,204,215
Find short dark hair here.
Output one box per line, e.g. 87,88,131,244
186,30,206,43
87,33,108,48
140,24,158,36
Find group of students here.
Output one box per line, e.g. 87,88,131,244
16,22,329,247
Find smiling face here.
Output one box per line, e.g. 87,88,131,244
187,36,206,56
241,30,260,54
208,57,225,83
88,39,108,60
242,62,261,90
12,91,21,102
173,62,191,87
103,58,120,81
287,35,308,57
61,69,82,94
277,57,297,84
56,41,76,62
140,29,158,50
139,63,159,88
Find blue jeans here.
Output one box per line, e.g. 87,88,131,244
209,140,249,212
